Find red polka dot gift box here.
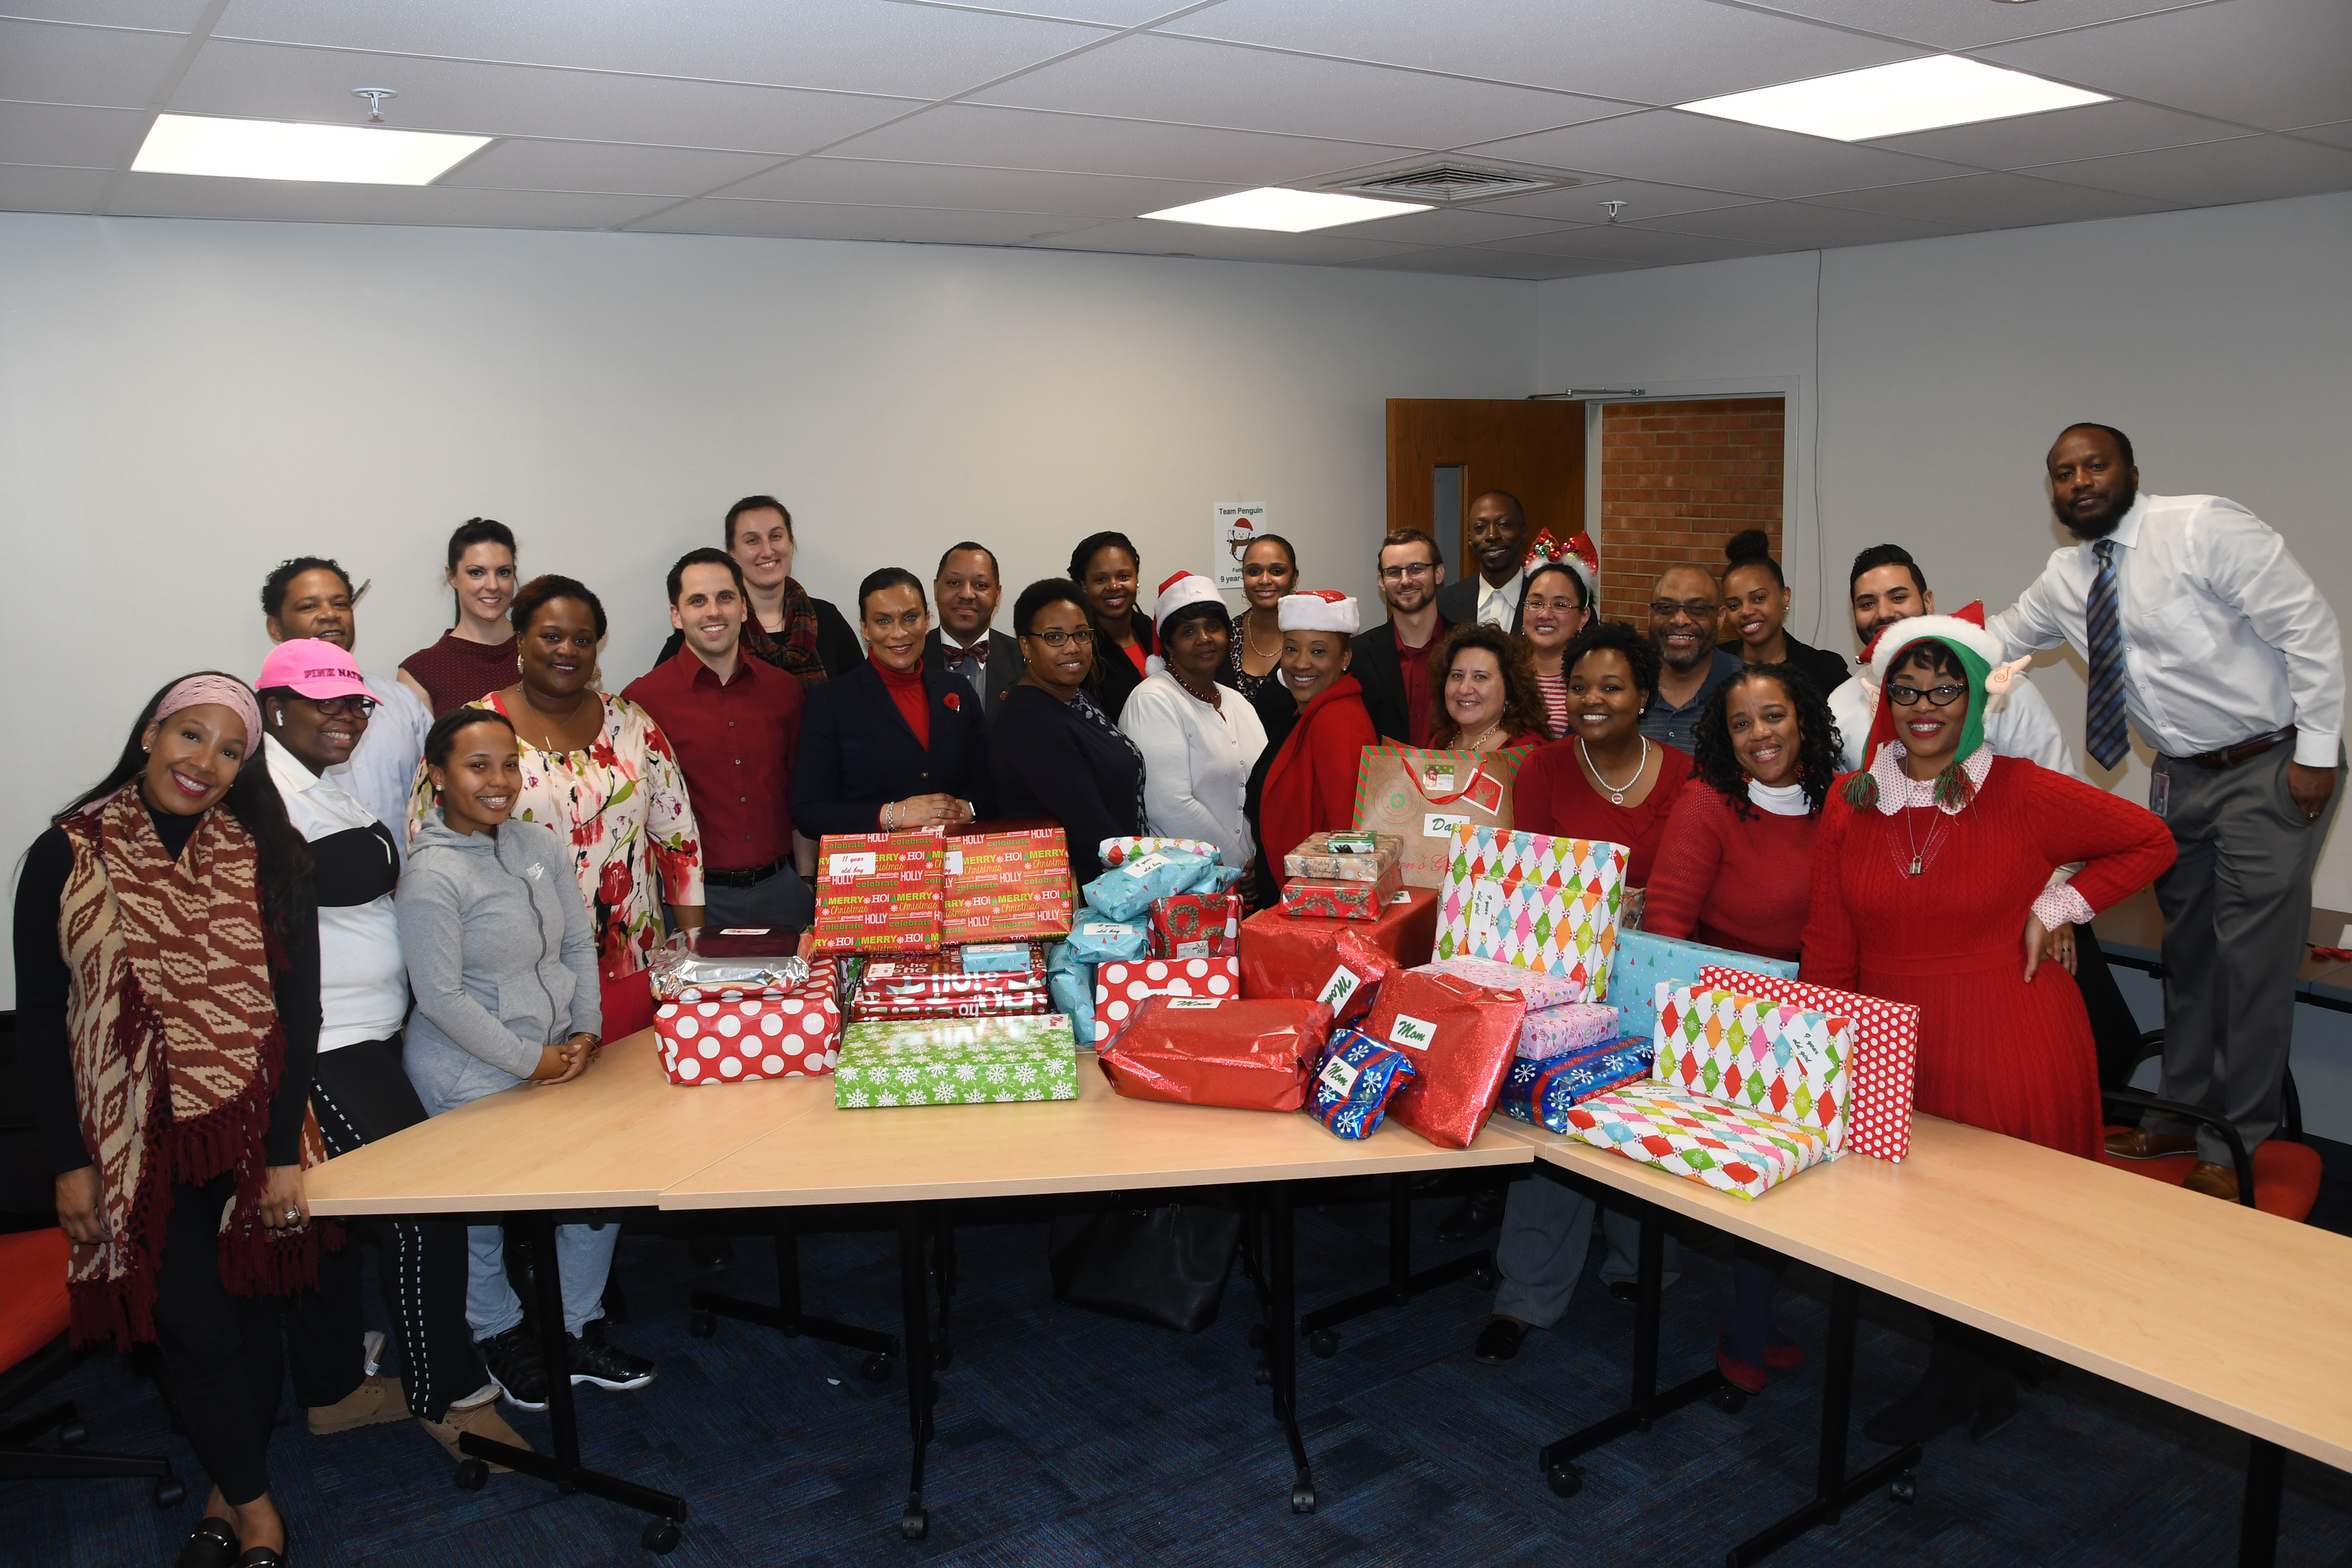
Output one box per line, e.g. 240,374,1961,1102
1090,956,1241,1046
656,958,841,1085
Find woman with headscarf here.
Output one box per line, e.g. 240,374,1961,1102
14,673,322,1567
1804,606,2173,1447
1120,571,1268,871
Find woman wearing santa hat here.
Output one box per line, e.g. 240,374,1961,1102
1803,604,2173,1447
994,578,1149,884
1247,590,1377,894
1120,571,1269,871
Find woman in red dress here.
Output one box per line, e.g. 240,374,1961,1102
1510,620,1693,896
1803,609,2173,1444
1254,591,1377,891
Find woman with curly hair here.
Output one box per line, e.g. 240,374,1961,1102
1509,620,1692,888
1427,622,1549,754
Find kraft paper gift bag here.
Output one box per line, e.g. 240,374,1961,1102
1350,744,1528,889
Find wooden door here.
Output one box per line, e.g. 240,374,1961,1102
1385,400,1584,572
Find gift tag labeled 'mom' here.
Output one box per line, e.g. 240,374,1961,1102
1318,1052,1361,1099
1388,1014,1438,1051
1317,966,1362,1011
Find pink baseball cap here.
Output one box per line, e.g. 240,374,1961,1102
257,638,380,703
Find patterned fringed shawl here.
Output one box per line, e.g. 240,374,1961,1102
57,788,324,1348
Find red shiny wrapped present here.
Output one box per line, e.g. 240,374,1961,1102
1239,886,1440,1001
1148,892,1242,959
1095,995,1334,1112
1361,968,1528,1149
1279,864,1404,921
1092,956,1241,1046
1312,928,1398,1028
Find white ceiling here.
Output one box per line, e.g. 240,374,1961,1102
2,0,2347,278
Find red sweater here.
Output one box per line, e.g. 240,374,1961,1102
873,657,930,750
1260,677,1377,887
1642,784,1818,962
1511,739,1693,887
1802,755,2174,1158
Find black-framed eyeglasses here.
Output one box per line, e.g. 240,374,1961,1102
1886,683,1967,708
309,695,379,718
1025,627,1096,648
1649,599,1719,621
1379,562,1435,581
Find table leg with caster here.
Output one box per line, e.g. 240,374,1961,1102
689,1211,898,1383
1725,1275,1919,1566
453,1213,688,1553
931,1216,957,1371
2239,1436,2284,1568
1297,1172,1495,1360
897,1206,937,1541
1264,1182,1317,1514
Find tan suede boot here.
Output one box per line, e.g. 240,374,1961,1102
308,1373,412,1435
417,1394,533,1474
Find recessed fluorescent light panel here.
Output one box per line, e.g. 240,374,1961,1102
1679,55,2107,142
132,113,490,184
1141,187,1429,232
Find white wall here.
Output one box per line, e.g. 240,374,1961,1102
0,212,1536,1001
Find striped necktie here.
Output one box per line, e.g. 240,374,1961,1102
2084,539,2129,768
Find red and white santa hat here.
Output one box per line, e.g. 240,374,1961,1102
1862,601,2003,684
1277,589,1359,637
1147,570,1228,674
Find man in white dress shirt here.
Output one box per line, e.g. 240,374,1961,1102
1434,490,1528,633
261,556,434,865
1990,423,2346,1201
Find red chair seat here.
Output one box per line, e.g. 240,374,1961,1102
0,1227,71,1371
2100,1126,2323,1221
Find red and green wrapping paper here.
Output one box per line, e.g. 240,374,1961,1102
1095,995,1334,1112
1238,887,1439,1000
1279,861,1404,921
1359,968,1528,1149
944,829,1073,943
814,832,944,954
1148,892,1242,959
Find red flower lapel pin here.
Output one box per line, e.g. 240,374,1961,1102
944,691,961,711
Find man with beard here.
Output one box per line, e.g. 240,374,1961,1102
1640,563,1741,754
1435,490,1529,633
1993,422,2345,1202
1354,527,1451,744
262,556,434,863
924,541,1020,717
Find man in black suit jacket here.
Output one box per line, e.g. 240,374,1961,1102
1432,489,1531,634
923,541,1023,723
1355,527,1453,745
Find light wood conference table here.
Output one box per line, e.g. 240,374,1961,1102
1486,1109,2352,1566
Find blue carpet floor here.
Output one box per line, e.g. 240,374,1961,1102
6,1185,2351,1567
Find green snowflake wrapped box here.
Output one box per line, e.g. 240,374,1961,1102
833,1012,1082,1109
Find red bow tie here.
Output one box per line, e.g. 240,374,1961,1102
942,641,982,670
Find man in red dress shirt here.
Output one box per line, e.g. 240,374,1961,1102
624,548,811,932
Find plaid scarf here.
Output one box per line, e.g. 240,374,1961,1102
773,579,828,686
58,789,324,1348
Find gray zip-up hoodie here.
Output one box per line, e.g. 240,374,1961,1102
396,809,602,1108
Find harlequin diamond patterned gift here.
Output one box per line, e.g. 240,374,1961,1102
1652,984,1853,1152
1091,956,1242,1046
832,1013,1081,1108
1700,966,1917,1162
656,960,841,1086
1432,825,1626,999
1561,1083,1839,1199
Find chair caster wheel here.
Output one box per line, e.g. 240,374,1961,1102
1710,1383,1748,1415
1291,1481,1317,1514
1473,1266,1498,1289
1253,1359,1272,1386
454,1458,489,1492
901,1506,928,1540
687,1309,716,1339
153,1475,186,1508
860,1353,892,1384
1248,1324,1268,1349
1308,1330,1339,1359
933,1343,953,1371
642,1517,682,1553
58,1420,87,1447
1890,1470,1918,1506
1546,1463,1583,1499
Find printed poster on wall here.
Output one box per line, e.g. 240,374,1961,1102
1213,502,1268,590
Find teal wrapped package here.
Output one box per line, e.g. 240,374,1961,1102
1065,912,1149,964
1081,848,1218,921
1604,931,1797,1044
1045,941,1094,1032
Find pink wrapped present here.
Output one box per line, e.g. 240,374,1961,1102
1512,1003,1623,1061
1419,955,1605,1014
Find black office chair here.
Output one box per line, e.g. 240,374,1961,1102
2100,1029,2323,1219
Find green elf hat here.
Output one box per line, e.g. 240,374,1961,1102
1845,601,2019,810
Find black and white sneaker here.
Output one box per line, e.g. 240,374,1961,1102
478,1322,551,1412
567,1324,656,1392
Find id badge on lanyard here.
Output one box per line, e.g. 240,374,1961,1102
2150,769,2169,819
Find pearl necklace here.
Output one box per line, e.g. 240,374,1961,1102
1580,737,1648,805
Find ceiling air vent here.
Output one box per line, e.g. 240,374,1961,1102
1331,165,1571,204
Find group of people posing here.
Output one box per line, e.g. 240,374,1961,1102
15,423,2344,1564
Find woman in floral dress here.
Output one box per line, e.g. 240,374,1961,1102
410,574,703,1039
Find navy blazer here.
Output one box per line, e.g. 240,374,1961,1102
792,660,998,835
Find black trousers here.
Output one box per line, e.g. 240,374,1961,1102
281,1036,480,1422
152,1174,282,1506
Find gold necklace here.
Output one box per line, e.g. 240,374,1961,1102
1458,721,1504,753
1244,609,1281,660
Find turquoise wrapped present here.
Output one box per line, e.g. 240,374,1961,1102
1605,931,1797,1046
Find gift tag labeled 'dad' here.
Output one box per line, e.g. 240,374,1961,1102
1425,812,1469,840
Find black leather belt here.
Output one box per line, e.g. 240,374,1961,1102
2180,726,2296,770
703,855,790,888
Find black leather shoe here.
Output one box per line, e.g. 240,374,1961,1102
234,1549,285,1567
1862,1362,1976,1446
1436,1186,1506,1243
175,1518,239,1568
1473,1318,1528,1365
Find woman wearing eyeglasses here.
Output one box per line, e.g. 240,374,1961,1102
1805,610,2172,1446
1518,551,1596,740
1225,533,1300,703
994,579,1148,884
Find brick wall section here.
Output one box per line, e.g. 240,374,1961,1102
1595,397,1785,626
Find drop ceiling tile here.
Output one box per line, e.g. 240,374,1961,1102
1314,206,1586,245
1342,245,1638,280
2285,121,2352,152
0,17,189,107
170,41,920,153
1023,215,1426,264
826,102,1419,183
630,198,1097,245
1719,0,2209,52
1979,0,2352,132
1642,199,1963,248
4,2,213,28
724,156,1231,215
915,0,1182,21
213,0,1105,100
1461,110,1969,200
1158,0,1922,105
436,139,781,196
1870,99,2247,169
0,99,150,166
970,33,1625,148
1479,222,1781,265
1809,169,2181,226
2019,133,2352,204
0,161,112,210
106,170,671,226
1474,176,1756,222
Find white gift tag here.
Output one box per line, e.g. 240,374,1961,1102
828,851,877,877
1124,851,1172,876
1468,882,1505,944
1424,813,1469,839
1167,997,1222,1009
1388,890,1414,905
1388,1014,1436,1051
944,850,964,875
1318,1052,1361,1098
1317,966,1361,1009
1174,940,1209,959
1081,921,1135,938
